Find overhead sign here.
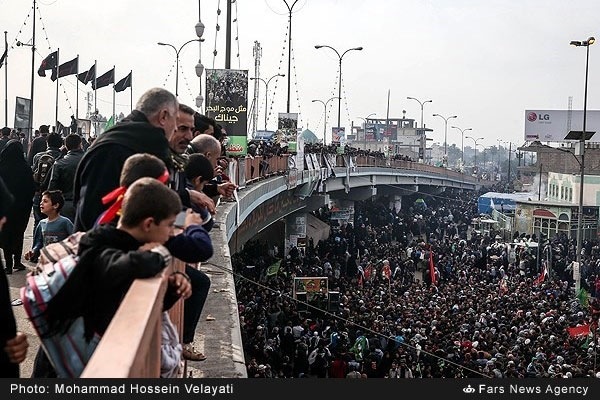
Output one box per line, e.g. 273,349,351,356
524,110,600,142
205,69,248,155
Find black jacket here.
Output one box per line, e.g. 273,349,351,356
28,135,48,166
48,149,84,201
72,111,171,231
44,225,176,341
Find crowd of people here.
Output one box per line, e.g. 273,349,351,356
233,185,600,378
0,87,237,377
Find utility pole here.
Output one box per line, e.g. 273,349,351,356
283,0,299,113
252,41,262,137
28,0,37,147
225,0,232,69
4,31,7,126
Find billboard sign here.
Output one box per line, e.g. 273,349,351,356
332,127,345,143
14,97,31,130
524,110,600,142
205,69,248,155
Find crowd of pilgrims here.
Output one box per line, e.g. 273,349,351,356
233,186,600,378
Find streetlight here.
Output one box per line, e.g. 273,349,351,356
465,136,485,173
432,113,457,167
451,126,472,167
312,97,340,145
358,113,376,150
314,45,363,129
250,73,285,131
407,97,432,163
158,38,203,97
570,36,595,290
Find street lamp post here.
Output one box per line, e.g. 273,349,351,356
570,36,595,288
451,126,472,168
407,97,432,164
312,96,339,145
465,136,485,174
250,74,285,131
315,45,363,129
158,38,203,97
358,113,376,150
433,113,457,167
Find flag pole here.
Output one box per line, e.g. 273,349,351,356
55,47,59,133
75,54,79,120
93,59,97,136
4,31,7,126
112,65,115,122
130,70,132,113
29,0,36,149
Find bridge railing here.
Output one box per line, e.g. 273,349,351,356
81,259,186,378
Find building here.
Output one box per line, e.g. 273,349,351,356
349,115,433,163
547,171,600,206
513,200,599,240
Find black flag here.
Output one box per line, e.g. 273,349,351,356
38,51,58,77
78,64,95,84
0,49,6,69
51,57,78,81
114,71,132,93
91,68,114,90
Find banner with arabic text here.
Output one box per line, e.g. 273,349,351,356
205,69,248,156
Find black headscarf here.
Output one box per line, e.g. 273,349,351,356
0,140,35,204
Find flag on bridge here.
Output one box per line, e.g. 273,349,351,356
92,67,114,89
38,51,57,77
51,56,78,81
78,64,95,84
114,71,132,93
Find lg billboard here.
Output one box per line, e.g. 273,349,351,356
524,110,600,142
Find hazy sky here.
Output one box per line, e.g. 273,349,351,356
0,0,598,147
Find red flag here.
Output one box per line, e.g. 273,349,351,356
567,324,590,337
533,262,547,286
500,279,508,295
358,275,363,287
364,265,372,280
383,265,391,280
429,249,437,285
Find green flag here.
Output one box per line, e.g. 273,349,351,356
267,260,281,277
104,116,114,131
576,288,590,308
582,335,591,349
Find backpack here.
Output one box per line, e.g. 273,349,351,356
21,232,100,378
33,152,56,185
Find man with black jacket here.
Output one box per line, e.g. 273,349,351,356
28,125,50,166
73,88,178,231
48,134,85,222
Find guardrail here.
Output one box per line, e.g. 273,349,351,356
81,259,186,378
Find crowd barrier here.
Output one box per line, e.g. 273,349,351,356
81,151,488,377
